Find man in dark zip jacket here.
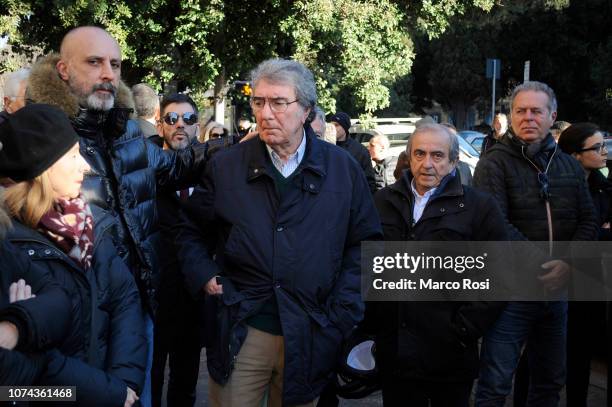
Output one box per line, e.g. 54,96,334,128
328,112,378,194
367,123,507,406
473,81,598,406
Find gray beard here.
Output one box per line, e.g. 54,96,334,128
168,138,190,150
85,93,115,111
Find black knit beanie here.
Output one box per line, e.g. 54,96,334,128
0,104,79,182
327,112,351,135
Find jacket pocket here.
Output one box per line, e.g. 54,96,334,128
307,309,343,386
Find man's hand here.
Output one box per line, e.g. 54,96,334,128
124,387,138,407
9,279,35,303
204,276,223,296
538,259,571,291
0,321,19,350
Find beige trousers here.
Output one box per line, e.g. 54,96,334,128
209,326,318,407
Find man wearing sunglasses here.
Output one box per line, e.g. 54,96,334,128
157,94,200,150
176,58,382,407
152,93,203,407
473,81,598,406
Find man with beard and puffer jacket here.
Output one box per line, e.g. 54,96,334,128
366,123,507,407
473,81,598,406
25,26,209,315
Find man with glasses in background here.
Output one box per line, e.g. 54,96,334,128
473,81,598,406
176,58,381,407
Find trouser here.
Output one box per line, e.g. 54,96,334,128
381,377,473,407
139,314,154,407
208,326,318,407
475,301,567,407
151,318,201,407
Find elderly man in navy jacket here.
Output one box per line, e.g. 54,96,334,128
176,58,382,407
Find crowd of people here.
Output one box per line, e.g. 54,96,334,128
0,25,610,407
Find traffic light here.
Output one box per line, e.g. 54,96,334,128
234,80,252,96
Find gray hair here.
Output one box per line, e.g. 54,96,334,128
250,58,317,123
313,105,326,124
510,81,557,114
370,134,390,149
3,68,30,99
131,83,159,118
406,123,460,163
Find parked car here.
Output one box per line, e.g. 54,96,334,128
458,130,487,154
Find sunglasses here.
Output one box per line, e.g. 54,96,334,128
163,112,198,126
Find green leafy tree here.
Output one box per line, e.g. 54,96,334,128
281,0,415,117
1,0,505,120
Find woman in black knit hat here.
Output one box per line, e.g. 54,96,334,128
0,104,145,406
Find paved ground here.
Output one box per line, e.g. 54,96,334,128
159,355,608,406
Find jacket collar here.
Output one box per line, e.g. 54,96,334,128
245,125,327,186
389,167,464,201
588,169,612,193
26,53,135,119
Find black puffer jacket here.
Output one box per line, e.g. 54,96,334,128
0,201,72,385
473,133,598,243
366,171,507,382
7,213,146,405
587,170,612,241
27,54,206,312
337,137,377,193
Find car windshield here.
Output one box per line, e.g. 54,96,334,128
471,138,484,154
458,136,480,157
386,133,411,141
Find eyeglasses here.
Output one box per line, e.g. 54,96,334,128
578,143,607,154
163,112,198,126
250,97,299,113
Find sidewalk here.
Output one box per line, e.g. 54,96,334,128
171,355,608,406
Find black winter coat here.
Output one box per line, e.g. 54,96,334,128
76,110,201,313
587,170,612,241
367,171,507,382
176,129,382,405
7,214,146,406
0,241,72,385
155,188,204,347
473,133,598,243
337,137,378,193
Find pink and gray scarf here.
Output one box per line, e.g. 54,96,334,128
39,197,94,270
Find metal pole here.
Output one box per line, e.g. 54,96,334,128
491,59,496,124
